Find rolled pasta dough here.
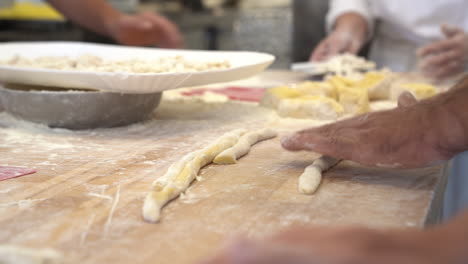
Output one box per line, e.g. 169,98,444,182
0,245,62,264
143,129,247,223
298,156,340,194
213,128,277,164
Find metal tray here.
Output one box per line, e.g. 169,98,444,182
0,84,161,129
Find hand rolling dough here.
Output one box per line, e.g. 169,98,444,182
213,128,277,164
299,156,340,194
143,129,247,223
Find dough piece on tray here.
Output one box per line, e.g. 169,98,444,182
365,71,397,100
327,76,370,115
277,96,344,120
260,86,302,109
299,156,340,195
260,82,337,110
143,129,247,223
213,128,278,164
390,82,437,101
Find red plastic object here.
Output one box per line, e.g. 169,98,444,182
181,86,266,102
0,166,36,181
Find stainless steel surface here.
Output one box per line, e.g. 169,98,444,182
292,0,328,62
0,84,161,129
233,7,292,69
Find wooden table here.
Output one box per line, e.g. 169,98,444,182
0,85,447,264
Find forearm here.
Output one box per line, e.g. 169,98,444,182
47,0,121,36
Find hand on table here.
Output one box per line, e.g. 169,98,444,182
201,225,452,264
281,90,464,169
108,12,183,48
418,24,468,81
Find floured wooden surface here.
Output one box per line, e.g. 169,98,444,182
0,98,445,264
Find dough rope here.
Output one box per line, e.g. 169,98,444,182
298,156,340,194
143,129,247,223
213,128,278,164
0,245,63,264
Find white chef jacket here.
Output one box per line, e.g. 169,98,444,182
327,0,468,72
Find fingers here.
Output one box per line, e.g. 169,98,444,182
441,24,463,38
281,124,357,161
430,60,465,80
130,16,152,30
348,38,363,54
417,26,466,58
115,12,183,48
117,15,150,31
140,12,184,48
397,92,418,108
280,110,424,168
421,54,464,80
327,34,348,56
281,128,329,152
417,38,458,58
418,33,467,80
310,40,330,61
310,31,354,61
420,49,459,69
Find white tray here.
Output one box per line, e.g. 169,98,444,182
0,42,275,94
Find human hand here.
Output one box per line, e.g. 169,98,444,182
281,91,463,168
108,12,183,48
418,24,468,81
201,226,455,264
310,31,363,62
310,13,367,61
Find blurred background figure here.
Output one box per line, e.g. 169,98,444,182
0,0,183,48
308,0,468,81
295,0,468,221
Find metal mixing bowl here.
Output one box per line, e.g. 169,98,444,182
0,84,161,129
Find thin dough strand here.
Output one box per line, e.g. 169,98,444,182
298,156,340,194
213,128,278,164
143,129,247,223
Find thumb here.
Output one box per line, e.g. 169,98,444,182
397,91,418,108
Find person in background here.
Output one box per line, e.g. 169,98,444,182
201,76,468,263
46,0,183,48
310,0,468,81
